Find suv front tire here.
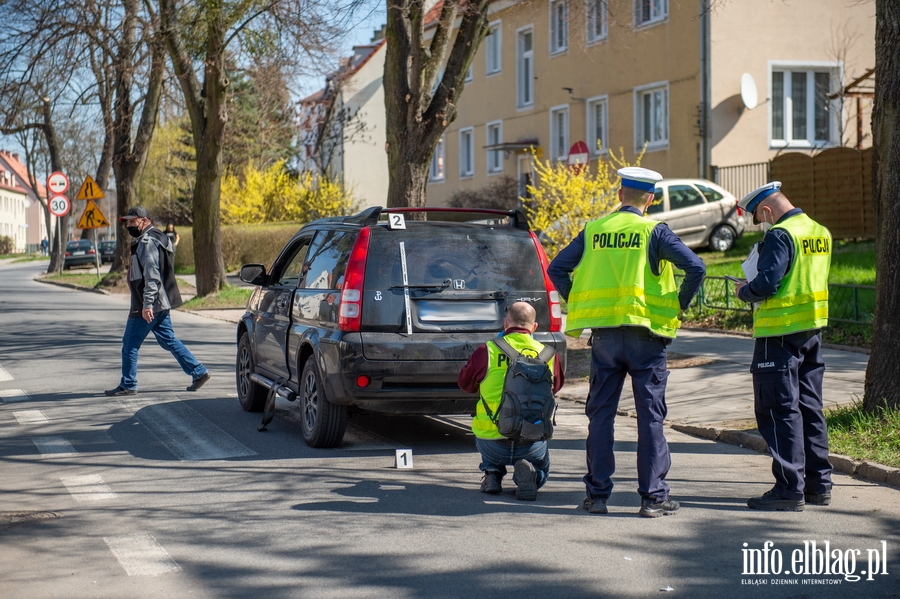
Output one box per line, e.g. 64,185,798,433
236,333,267,412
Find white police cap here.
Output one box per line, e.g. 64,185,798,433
738,181,782,223
617,167,663,192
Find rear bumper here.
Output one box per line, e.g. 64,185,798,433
318,331,567,414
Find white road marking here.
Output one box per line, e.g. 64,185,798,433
33,436,77,456
60,474,116,501
0,366,13,381
103,533,181,576
120,396,256,461
0,388,29,403
13,410,48,424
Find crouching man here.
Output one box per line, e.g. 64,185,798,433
457,302,565,500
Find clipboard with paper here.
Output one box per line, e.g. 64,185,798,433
742,243,760,282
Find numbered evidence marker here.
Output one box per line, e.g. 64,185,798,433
395,448,414,469
388,213,406,230
48,194,70,217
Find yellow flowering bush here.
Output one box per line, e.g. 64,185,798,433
220,161,355,225
523,146,646,259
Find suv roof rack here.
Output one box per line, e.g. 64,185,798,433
349,206,530,230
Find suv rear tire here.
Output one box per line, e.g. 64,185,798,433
708,224,736,252
236,333,267,412
300,358,347,448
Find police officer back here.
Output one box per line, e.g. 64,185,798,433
734,182,833,511
548,167,705,517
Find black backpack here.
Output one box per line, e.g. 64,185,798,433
480,337,557,443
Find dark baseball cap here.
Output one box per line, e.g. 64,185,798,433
119,206,151,221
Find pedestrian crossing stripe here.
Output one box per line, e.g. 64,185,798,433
77,199,110,229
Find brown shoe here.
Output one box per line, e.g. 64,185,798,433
186,372,211,391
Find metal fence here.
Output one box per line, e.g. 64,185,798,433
679,275,874,325
711,162,769,199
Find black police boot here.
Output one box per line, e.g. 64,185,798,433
639,498,680,518
747,490,804,511
480,471,502,494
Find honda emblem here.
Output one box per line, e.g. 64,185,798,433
453,279,466,290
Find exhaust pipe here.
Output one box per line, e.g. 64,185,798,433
250,373,296,402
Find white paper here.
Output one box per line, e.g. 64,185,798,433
741,244,760,282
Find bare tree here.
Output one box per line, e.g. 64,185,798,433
864,0,900,412
384,0,491,208
157,0,366,296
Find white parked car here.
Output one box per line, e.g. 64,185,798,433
647,179,747,252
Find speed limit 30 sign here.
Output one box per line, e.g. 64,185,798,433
48,194,70,217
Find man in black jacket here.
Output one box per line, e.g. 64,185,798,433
105,207,210,396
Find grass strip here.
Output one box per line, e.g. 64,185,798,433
180,285,253,310
826,402,900,469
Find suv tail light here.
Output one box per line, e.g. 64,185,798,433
338,227,371,332
529,232,562,333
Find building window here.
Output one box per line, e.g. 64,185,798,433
587,0,607,43
486,121,503,174
550,105,569,161
517,27,534,108
459,127,475,177
550,1,568,54
465,64,474,83
429,137,445,182
635,0,667,27
486,22,502,75
635,82,668,150
586,95,608,155
771,66,838,147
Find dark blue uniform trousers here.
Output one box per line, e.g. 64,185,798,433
751,330,832,500
584,326,672,502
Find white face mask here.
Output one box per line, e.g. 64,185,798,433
760,209,773,232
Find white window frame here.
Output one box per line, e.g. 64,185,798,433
465,63,474,83
768,61,841,149
635,0,667,28
517,26,534,109
486,120,503,174
586,0,608,44
429,136,445,183
549,0,568,55
634,81,669,152
549,104,570,162
586,94,609,156
486,21,502,75
459,127,475,178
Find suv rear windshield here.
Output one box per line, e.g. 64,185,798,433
364,223,545,291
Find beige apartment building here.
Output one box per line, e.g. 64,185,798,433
426,0,875,205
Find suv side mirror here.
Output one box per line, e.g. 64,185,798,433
240,264,267,285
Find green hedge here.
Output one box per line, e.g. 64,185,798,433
174,222,303,272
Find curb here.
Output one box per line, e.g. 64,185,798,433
34,276,109,295
682,324,871,355
669,422,900,491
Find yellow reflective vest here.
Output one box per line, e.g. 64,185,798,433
565,211,681,338
753,213,831,338
471,333,556,440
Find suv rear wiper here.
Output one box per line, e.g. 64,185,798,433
390,279,452,291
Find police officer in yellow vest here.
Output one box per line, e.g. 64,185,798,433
548,167,705,517
458,302,565,501
734,182,833,512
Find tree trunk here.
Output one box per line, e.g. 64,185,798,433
384,0,490,209
40,98,65,273
864,0,900,412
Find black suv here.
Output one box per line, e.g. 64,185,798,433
236,206,566,448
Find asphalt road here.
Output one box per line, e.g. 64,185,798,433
1,260,898,598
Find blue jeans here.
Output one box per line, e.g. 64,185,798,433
475,437,550,488
119,310,207,390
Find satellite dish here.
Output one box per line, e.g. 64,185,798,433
740,73,758,111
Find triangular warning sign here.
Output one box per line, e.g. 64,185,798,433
76,175,105,200
77,199,110,229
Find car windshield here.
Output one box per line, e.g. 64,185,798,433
66,240,93,250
